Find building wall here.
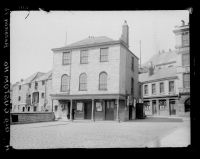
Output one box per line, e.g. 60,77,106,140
142,78,178,98
52,44,121,95
11,77,52,113
119,45,139,97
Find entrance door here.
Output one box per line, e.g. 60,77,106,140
152,101,157,115
105,101,114,120
169,100,176,115
129,105,132,120
84,102,92,119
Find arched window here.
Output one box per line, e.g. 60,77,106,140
79,73,87,91
61,74,70,92
99,72,107,90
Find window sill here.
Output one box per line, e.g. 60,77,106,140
80,63,89,64
79,90,87,91
99,89,107,91
100,61,108,63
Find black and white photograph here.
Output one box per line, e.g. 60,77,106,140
10,10,190,149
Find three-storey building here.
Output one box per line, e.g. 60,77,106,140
50,21,139,121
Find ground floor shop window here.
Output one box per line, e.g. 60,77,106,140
96,102,103,111
77,102,83,112
144,101,150,111
159,100,166,110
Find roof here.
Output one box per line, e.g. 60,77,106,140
67,36,114,47
35,70,52,82
139,67,177,83
20,72,45,85
142,50,178,67
52,36,117,51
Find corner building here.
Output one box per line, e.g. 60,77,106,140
50,21,139,121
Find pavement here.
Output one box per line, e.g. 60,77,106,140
10,116,190,149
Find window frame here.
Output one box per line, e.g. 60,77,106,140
169,81,175,93
131,57,134,71
100,48,108,62
144,85,148,95
80,50,88,64
131,78,134,95
182,53,190,67
62,52,71,65
99,72,108,90
160,82,164,93
60,74,70,92
182,31,189,46
42,80,45,85
183,73,190,88
152,83,156,95
79,73,87,91
41,92,45,98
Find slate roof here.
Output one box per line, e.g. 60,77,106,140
67,36,114,47
20,72,45,85
142,50,178,67
52,36,116,51
139,66,177,83
35,70,52,82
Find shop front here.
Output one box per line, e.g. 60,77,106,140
143,96,178,116
50,93,131,122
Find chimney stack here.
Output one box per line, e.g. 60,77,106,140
120,20,129,48
148,62,154,76
181,20,185,26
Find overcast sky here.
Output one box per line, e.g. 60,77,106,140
10,10,189,84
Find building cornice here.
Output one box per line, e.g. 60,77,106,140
140,76,178,84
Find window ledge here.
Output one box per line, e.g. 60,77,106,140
100,61,108,63
99,89,107,91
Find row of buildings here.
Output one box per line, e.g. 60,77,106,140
11,20,190,121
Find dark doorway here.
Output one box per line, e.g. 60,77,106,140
169,100,176,115
105,101,114,120
129,105,133,120
152,100,157,114
84,102,92,119
185,98,190,112
67,104,70,119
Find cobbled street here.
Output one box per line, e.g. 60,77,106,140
10,117,190,149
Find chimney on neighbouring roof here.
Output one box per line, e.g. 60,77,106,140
169,48,172,52
148,62,154,76
20,79,23,82
120,20,129,48
181,20,185,26
162,50,165,53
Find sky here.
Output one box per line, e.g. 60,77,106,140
10,10,189,84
